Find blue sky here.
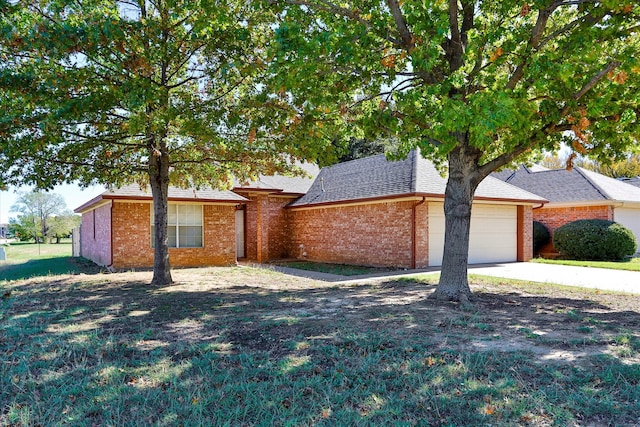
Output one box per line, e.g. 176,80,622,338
0,183,105,223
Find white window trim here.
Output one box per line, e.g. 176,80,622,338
151,204,204,248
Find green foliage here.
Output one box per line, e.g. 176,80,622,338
10,190,67,242
270,1,640,168
335,138,388,164
542,153,640,178
270,0,640,297
0,0,334,284
8,215,39,242
533,221,550,255
47,212,80,243
553,219,638,261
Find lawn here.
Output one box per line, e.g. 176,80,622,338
532,256,640,272
0,241,96,281
274,260,394,276
1,265,639,426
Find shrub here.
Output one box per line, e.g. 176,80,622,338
553,219,637,261
533,221,550,255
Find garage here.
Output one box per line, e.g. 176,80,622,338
429,202,518,267
614,207,640,254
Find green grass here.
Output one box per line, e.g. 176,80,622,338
1,267,639,426
531,257,640,271
275,261,395,276
0,241,90,281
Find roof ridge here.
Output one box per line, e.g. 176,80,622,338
575,167,613,200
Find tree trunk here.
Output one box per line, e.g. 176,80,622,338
430,143,482,303
149,142,173,286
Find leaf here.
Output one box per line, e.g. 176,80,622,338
614,71,628,85
381,54,396,68
489,47,504,62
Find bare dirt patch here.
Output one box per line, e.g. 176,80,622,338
6,266,638,364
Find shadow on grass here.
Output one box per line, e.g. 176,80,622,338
1,272,639,426
0,257,100,282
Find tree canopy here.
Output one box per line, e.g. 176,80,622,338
271,0,640,301
0,0,331,284
10,190,66,242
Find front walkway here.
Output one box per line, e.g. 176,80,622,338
258,262,640,294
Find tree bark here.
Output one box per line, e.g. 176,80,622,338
430,143,482,303
149,140,173,286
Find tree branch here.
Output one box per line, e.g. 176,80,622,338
386,0,414,50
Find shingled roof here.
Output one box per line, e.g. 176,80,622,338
495,166,640,204
75,184,247,213
620,177,640,188
289,151,546,208
233,163,319,195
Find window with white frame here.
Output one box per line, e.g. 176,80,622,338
150,204,203,248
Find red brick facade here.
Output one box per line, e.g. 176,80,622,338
81,201,238,269
533,205,613,254
239,194,298,262
80,202,112,267
290,200,533,268
80,195,535,269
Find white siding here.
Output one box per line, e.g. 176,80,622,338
614,207,640,254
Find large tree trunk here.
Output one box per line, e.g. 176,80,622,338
430,143,482,303
149,141,173,286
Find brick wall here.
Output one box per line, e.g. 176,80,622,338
289,201,417,268
518,205,534,261
80,203,112,266
242,194,296,262
111,201,237,269
534,205,613,253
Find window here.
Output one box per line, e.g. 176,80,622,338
151,204,203,248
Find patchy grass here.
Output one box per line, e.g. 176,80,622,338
274,260,395,276
1,266,639,426
531,257,640,271
0,242,95,282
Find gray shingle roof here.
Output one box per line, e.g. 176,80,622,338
498,166,640,203
234,163,319,194
75,184,247,212
289,151,546,207
621,177,640,188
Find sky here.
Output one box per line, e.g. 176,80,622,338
0,183,106,224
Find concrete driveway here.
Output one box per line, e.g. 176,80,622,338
262,261,640,294
468,262,640,294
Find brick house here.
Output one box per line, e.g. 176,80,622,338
287,151,546,268
495,165,640,254
75,152,547,270
74,185,247,269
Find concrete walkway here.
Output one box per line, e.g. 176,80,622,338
467,262,640,294
262,262,640,294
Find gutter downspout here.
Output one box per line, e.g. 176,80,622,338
411,197,427,269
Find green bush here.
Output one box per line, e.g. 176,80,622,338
533,221,550,255
553,219,637,261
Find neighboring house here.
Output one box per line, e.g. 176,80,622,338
621,177,640,188
75,152,547,270
0,223,8,239
74,185,247,269
495,165,640,254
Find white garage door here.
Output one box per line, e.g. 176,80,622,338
614,207,640,254
429,202,518,267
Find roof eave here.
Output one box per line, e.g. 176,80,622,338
288,192,548,210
